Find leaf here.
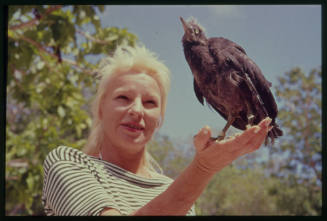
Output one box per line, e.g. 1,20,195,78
8,29,15,38
36,61,45,70
42,118,48,129
26,173,34,189
79,10,86,19
57,106,65,118
75,125,82,138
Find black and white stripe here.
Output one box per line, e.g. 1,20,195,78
42,146,195,216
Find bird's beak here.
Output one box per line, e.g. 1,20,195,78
180,16,189,32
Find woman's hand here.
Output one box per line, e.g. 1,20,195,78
193,117,272,175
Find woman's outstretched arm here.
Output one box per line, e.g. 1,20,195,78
102,117,272,216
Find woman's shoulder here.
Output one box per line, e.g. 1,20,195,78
43,145,90,171
45,145,85,160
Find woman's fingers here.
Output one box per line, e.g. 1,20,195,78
223,117,271,154
258,117,272,129
241,117,272,154
193,117,272,175
193,126,212,152
242,117,271,142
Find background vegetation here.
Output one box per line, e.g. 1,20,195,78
6,5,322,215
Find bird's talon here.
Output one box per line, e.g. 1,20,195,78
216,135,225,141
209,137,218,141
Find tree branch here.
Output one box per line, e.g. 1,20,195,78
77,29,111,45
9,5,99,76
9,5,63,31
16,34,96,76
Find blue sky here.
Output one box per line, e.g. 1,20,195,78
98,5,321,145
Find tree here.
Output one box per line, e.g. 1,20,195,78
266,67,322,215
195,165,280,215
148,135,194,179
271,67,321,181
6,5,137,215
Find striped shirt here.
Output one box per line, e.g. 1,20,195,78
42,146,195,216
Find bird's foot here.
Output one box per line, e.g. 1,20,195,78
247,114,255,126
217,135,225,141
209,134,225,142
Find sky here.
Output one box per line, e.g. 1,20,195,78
97,5,322,145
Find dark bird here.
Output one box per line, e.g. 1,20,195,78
180,16,283,145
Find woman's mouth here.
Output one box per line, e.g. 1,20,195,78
121,123,144,132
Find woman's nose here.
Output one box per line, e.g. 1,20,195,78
128,98,144,118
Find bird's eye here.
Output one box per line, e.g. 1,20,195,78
194,28,199,35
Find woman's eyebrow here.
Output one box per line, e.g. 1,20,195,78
112,87,131,94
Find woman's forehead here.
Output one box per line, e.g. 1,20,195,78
106,72,161,95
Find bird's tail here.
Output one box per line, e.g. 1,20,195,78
266,122,283,146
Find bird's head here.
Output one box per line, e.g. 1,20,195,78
180,16,207,45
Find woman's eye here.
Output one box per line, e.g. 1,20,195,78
146,100,156,104
117,95,128,100
145,100,157,106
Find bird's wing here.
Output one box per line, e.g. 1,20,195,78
194,77,228,121
242,57,283,140
193,79,204,105
242,56,278,120
208,37,247,57
208,37,278,125
206,98,228,121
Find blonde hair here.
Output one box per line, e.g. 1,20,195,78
82,45,170,174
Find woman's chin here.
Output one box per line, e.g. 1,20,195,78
119,132,148,149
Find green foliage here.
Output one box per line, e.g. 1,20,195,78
148,136,193,179
195,166,278,215
270,67,322,214
6,5,137,215
272,174,322,215
271,67,322,182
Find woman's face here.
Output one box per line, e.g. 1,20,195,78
100,72,162,154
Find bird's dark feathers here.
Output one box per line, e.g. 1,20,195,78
180,16,283,145
193,79,204,105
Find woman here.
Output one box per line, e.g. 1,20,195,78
42,45,272,216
